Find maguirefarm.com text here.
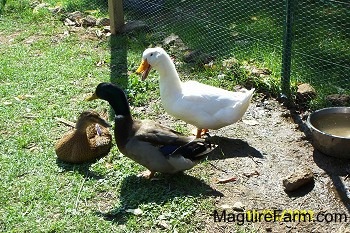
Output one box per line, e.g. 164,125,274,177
212,209,348,225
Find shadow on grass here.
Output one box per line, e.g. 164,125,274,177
95,173,223,224
108,34,128,119
55,158,105,180
94,136,261,224
312,150,350,213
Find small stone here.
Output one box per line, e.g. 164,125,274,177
67,11,83,22
48,6,63,14
95,30,103,39
232,201,244,211
103,26,111,33
296,83,316,102
121,20,149,33
96,17,110,26
223,57,238,68
157,220,170,230
82,15,96,27
163,33,180,46
242,119,259,126
283,167,314,192
326,94,350,106
220,204,231,209
125,208,143,216
217,74,226,79
64,18,76,26
183,50,214,64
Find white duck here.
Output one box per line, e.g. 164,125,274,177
136,47,255,138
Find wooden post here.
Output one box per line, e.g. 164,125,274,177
108,0,124,34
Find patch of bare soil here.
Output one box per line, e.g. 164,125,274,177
200,94,350,232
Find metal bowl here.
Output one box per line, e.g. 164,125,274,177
306,107,350,159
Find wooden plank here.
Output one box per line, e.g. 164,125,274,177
108,0,125,34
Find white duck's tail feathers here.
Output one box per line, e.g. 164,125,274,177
239,88,255,102
240,88,255,94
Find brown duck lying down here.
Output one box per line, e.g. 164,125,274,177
55,110,113,164
85,82,217,179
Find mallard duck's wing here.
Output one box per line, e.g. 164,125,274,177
124,137,177,173
165,139,217,172
134,120,193,146
125,137,215,174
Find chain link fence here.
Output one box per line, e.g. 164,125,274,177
122,0,350,108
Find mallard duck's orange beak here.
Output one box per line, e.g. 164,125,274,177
136,59,152,80
85,92,99,101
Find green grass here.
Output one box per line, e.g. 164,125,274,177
0,1,222,232
1,0,347,232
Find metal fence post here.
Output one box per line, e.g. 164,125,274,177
108,0,124,34
281,0,295,101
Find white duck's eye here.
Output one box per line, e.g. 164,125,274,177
150,53,153,56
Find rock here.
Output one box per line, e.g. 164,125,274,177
125,208,143,215
156,220,170,230
163,33,180,46
243,64,271,77
232,201,244,211
67,11,83,22
296,83,316,102
219,204,231,209
222,57,238,68
96,17,110,27
283,167,314,192
48,6,63,14
183,50,214,64
326,94,350,106
64,18,76,26
82,15,97,27
103,26,111,33
121,20,149,33
95,30,103,39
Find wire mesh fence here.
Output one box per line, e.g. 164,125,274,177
122,0,350,108
291,0,350,107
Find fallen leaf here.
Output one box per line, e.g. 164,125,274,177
217,176,237,184
3,101,12,106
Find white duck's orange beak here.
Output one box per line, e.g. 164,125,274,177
136,59,152,80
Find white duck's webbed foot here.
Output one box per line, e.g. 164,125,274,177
193,128,209,138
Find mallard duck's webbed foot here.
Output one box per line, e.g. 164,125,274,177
195,128,209,138
137,170,155,179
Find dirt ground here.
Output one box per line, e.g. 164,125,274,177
188,93,350,232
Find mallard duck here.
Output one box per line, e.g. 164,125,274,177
55,110,112,164
136,47,255,138
85,82,216,179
